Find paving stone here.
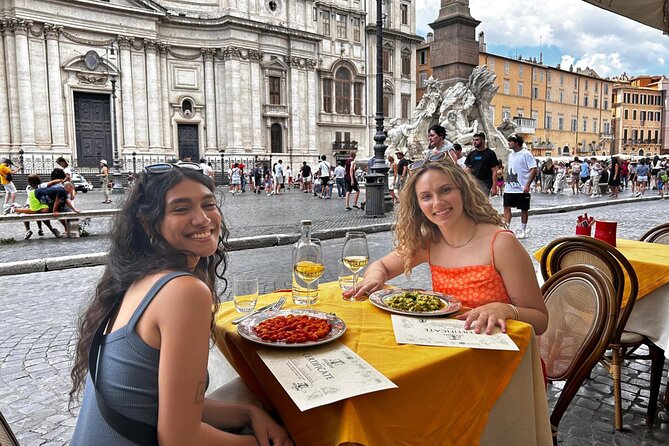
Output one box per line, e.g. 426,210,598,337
2,193,669,444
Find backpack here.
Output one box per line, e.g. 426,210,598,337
571,164,580,175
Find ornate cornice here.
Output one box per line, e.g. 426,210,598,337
144,39,158,52
12,19,33,35
168,48,202,60
61,29,115,47
43,23,64,40
200,48,217,59
76,72,107,86
117,36,135,49
157,42,171,54
287,56,317,70
220,46,263,62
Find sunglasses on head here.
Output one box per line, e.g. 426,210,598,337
408,151,447,171
144,162,203,175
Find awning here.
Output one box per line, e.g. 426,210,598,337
582,0,669,33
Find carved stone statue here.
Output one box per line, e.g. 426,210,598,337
386,66,510,166
386,76,442,159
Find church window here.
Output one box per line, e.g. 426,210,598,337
269,76,281,105
335,68,351,114
323,78,332,113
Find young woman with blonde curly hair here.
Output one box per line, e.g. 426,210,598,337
346,158,548,335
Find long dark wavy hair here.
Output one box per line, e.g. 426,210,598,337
69,168,229,407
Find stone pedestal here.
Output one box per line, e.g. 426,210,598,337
429,0,480,88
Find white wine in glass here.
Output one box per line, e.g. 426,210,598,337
341,232,369,299
292,238,324,307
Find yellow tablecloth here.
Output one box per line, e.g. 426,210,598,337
215,282,542,446
534,238,669,300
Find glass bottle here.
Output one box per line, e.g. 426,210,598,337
292,220,319,305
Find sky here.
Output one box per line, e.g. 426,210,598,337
416,0,669,78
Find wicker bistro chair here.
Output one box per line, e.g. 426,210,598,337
0,409,20,446
540,236,665,430
540,266,617,446
639,223,669,244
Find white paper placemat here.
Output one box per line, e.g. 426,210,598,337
257,341,397,411
391,315,519,351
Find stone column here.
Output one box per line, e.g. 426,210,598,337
202,48,217,150
145,40,161,149
14,20,36,148
429,0,480,87
159,43,172,150
44,24,66,149
0,22,12,148
4,21,21,145
118,36,136,149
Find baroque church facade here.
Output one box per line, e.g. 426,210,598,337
0,0,420,171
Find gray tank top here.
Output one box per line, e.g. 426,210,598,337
71,271,192,445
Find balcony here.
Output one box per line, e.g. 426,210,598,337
263,104,289,118
332,141,358,151
513,117,536,134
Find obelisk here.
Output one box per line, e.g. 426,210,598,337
429,0,481,87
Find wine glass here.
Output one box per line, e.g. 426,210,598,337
293,238,324,308
341,232,369,298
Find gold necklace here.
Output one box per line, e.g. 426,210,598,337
441,224,478,249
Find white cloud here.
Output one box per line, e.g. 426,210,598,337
416,0,669,76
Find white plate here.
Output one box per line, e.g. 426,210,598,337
237,309,346,347
369,289,461,317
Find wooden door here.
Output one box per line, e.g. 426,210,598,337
74,92,112,167
177,124,199,161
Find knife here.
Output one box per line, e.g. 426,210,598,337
232,301,278,325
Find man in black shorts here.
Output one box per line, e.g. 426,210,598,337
503,134,536,239
465,132,498,196
344,152,360,210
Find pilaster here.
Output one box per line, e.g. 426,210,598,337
14,20,36,149
145,40,162,149
0,22,12,148
3,22,21,146
44,24,66,149
118,36,136,149
202,48,217,151
158,43,172,150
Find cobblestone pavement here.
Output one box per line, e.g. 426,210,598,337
1,198,668,444
1,185,665,262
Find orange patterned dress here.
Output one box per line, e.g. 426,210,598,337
429,230,512,308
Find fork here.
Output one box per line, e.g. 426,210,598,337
232,295,287,325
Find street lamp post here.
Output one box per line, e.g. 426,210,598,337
219,149,225,186
109,75,123,194
365,0,392,216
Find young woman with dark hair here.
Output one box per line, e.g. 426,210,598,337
70,163,291,445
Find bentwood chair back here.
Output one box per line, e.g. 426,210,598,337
539,236,667,430
539,266,617,446
0,408,20,446
639,223,669,243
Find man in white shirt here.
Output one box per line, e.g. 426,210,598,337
317,155,332,198
274,159,284,195
503,134,537,239
333,161,346,198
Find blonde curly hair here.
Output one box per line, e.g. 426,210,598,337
395,161,504,276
